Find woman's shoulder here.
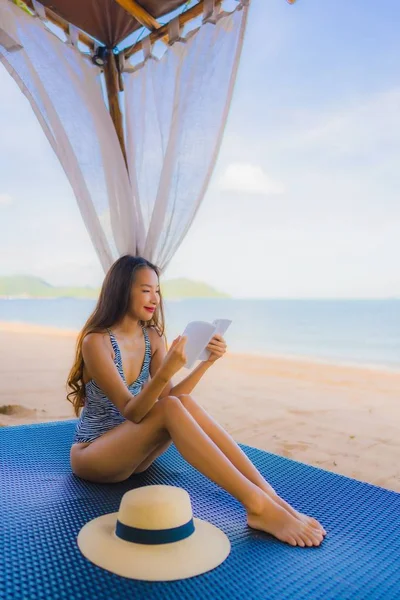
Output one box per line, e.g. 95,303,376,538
144,325,165,354
144,324,164,338
82,331,112,353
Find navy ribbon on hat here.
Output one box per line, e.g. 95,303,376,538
115,518,195,545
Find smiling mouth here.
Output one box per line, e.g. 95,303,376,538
144,307,155,312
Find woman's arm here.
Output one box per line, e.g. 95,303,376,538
82,332,183,424
150,330,220,397
169,361,212,396
149,330,174,399
169,333,227,395
149,331,212,398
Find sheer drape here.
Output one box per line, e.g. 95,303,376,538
0,0,249,273
124,5,249,271
0,0,135,271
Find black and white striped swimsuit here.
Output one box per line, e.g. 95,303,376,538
73,326,151,443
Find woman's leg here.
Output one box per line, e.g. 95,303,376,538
71,396,323,547
178,394,326,534
133,439,172,474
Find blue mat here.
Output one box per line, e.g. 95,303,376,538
1,421,399,600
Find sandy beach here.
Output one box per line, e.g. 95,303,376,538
1,321,399,492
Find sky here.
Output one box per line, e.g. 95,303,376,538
0,0,399,299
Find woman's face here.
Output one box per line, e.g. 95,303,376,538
130,267,160,321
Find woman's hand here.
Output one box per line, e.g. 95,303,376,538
205,334,227,364
160,336,187,378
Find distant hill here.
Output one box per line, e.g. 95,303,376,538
161,278,229,300
0,275,229,300
0,276,97,299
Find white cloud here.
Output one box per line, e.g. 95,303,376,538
218,163,285,195
0,193,13,206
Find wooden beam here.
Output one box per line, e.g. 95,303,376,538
124,0,223,59
115,0,169,45
115,0,162,31
103,52,128,168
21,0,95,50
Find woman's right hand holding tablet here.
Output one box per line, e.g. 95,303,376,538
160,336,187,378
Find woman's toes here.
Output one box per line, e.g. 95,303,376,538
304,528,322,546
299,530,313,546
316,522,327,536
297,530,310,545
313,537,322,547
313,532,323,546
310,518,326,535
306,516,326,535
302,534,314,547
288,537,297,547
293,535,303,547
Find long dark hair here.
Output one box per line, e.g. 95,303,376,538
67,255,164,416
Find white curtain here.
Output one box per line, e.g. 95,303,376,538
0,0,249,274
0,0,136,271
124,4,249,271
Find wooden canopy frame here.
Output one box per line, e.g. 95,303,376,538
12,0,227,165
10,0,292,168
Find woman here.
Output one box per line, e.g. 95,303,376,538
68,255,326,547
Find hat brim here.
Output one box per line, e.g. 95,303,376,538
77,512,231,581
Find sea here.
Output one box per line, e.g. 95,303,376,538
1,298,399,371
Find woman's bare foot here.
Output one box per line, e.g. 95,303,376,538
284,505,325,534
247,492,325,547
259,483,327,536
273,495,326,535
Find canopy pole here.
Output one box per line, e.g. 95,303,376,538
103,52,128,168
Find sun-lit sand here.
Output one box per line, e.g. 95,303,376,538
1,321,399,492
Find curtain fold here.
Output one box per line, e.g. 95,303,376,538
124,5,249,272
0,0,249,274
0,0,135,271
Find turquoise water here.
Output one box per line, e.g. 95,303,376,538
1,298,399,370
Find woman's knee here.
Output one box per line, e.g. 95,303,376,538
158,395,181,411
177,394,195,410
157,395,186,423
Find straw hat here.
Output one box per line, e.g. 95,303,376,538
77,485,231,581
